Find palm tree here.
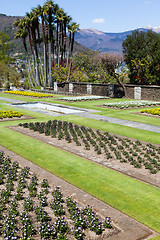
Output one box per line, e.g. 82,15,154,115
27,11,41,86
67,22,79,81
14,28,34,87
32,6,45,86
22,15,36,82
14,1,79,88
35,4,48,87
63,14,72,66
55,8,64,67
44,1,57,87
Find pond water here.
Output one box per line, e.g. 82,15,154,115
13,102,86,115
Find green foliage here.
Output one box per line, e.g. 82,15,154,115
0,31,12,63
72,51,117,83
123,30,160,85
52,64,69,82
72,51,98,74
70,68,88,82
0,61,20,88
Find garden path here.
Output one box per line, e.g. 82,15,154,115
0,96,160,133
76,112,160,133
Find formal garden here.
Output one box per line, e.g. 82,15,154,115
0,1,160,238
0,91,160,240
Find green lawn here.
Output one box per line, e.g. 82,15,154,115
151,236,160,240
0,93,160,235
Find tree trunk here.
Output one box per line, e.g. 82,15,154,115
27,56,34,88
22,37,34,87
48,41,52,87
115,74,126,97
43,43,47,88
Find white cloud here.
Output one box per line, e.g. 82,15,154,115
92,18,105,23
144,1,151,4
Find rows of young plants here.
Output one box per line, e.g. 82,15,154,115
4,90,53,98
103,100,160,109
59,96,109,101
0,151,113,240
19,120,160,174
140,108,160,116
0,110,23,119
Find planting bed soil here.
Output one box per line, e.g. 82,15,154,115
11,120,160,188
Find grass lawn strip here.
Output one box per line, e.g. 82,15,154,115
0,126,160,234
17,120,160,176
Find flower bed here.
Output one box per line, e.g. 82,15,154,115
59,96,109,101
0,110,23,119
4,90,53,98
0,151,113,240
140,108,160,116
103,100,160,109
19,120,160,174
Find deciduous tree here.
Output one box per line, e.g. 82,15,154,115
123,30,160,85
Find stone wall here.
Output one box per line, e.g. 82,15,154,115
56,82,69,93
32,82,160,101
91,83,109,96
125,84,160,101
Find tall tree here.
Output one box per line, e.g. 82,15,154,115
44,1,58,87
14,28,34,87
67,22,79,81
123,29,160,85
63,14,72,66
29,11,41,86
34,5,48,87
0,31,12,64
14,0,79,87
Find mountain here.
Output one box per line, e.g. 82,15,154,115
0,13,25,56
1,13,159,56
75,27,152,53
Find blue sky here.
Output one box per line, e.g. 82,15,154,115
1,0,160,32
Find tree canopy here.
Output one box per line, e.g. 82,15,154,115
0,31,12,63
0,31,20,88
122,30,160,85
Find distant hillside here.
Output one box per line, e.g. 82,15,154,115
0,13,89,58
75,28,153,53
1,13,159,56
0,13,25,56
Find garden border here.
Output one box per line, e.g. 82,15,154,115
9,125,160,189
0,145,158,240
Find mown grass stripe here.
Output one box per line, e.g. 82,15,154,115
0,126,160,232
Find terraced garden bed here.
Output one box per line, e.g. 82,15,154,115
0,151,116,240
140,108,160,116
4,90,53,98
13,120,160,187
0,110,23,119
102,100,160,109
58,96,109,101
